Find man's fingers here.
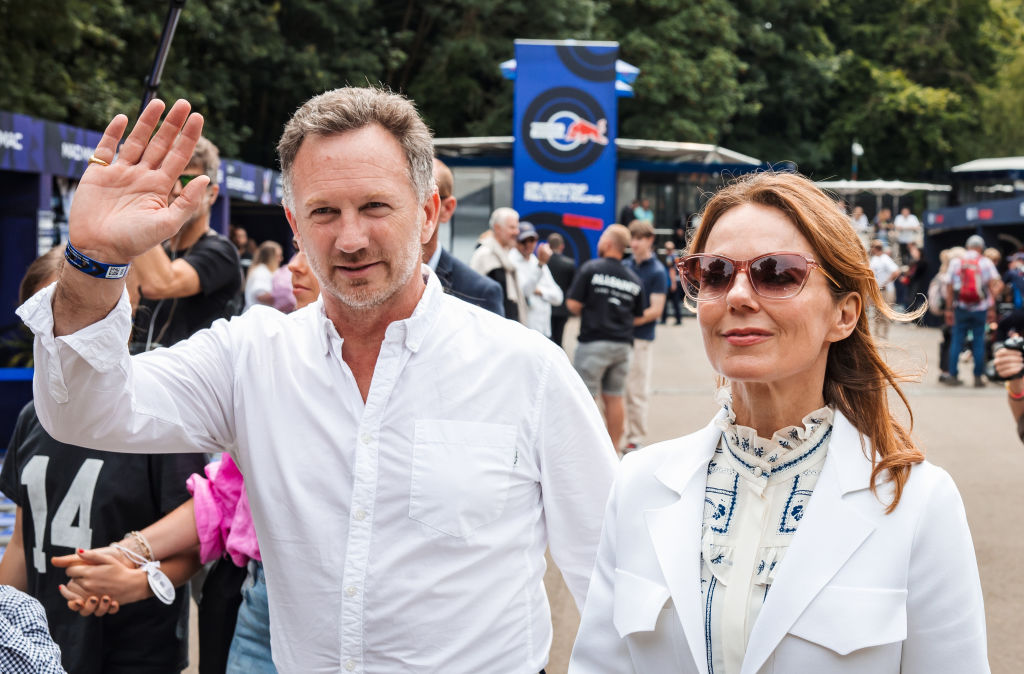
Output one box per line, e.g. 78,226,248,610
118,99,168,165
160,110,205,180
140,99,194,169
91,115,129,166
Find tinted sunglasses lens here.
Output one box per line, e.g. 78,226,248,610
683,256,735,300
749,254,809,298
178,174,200,187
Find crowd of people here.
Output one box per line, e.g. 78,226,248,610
0,86,994,673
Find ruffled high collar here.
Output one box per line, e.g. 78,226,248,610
713,388,834,479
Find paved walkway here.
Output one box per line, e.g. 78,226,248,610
544,317,1022,673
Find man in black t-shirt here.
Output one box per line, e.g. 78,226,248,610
0,402,205,673
132,136,242,348
566,224,647,450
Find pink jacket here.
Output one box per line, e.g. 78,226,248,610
187,454,260,566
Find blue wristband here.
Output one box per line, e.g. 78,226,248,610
64,242,131,279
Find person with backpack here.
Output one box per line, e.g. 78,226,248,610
944,235,1002,387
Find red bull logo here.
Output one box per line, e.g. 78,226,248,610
529,111,609,151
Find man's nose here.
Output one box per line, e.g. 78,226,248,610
333,213,370,253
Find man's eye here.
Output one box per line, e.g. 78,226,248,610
311,207,335,216
364,202,388,210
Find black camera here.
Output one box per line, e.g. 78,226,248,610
988,335,1024,381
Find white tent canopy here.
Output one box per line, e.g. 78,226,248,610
815,179,951,196
951,157,1024,173
815,179,951,216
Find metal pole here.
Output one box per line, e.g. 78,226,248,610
139,0,188,116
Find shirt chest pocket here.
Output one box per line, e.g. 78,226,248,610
409,420,517,537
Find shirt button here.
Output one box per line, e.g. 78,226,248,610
753,466,763,477
354,509,367,521
346,585,358,597
360,433,372,445
345,659,356,671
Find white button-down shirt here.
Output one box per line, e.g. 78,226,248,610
19,268,617,673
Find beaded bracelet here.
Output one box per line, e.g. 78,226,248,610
1005,382,1024,400
126,530,155,562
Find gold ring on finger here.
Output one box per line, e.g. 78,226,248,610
88,154,110,167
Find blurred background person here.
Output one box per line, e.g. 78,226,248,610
545,233,577,347
943,234,1001,387
424,159,504,315
868,239,899,339
660,240,684,325
931,246,964,383
470,207,525,321
132,137,242,349
510,222,562,338
243,240,283,311
230,226,257,275
622,220,667,453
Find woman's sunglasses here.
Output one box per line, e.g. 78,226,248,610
677,252,840,302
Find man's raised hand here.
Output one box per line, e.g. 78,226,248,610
69,98,207,264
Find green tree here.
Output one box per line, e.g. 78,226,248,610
599,0,746,143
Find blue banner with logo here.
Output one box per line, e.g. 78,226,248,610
513,40,618,263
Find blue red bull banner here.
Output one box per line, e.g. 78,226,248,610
513,40,618,262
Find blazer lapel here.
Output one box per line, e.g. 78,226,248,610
645,416,723,674
741,412,877,674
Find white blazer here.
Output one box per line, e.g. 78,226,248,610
570,410,988,674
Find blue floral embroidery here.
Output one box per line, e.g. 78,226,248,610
753,447,764,457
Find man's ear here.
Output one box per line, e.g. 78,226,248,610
421,191,441,245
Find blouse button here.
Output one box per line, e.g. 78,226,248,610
753,466,763,477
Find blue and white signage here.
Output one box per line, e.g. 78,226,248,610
513,40,619,262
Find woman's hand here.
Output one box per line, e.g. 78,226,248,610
68,98,208,264
56,583,120,617
52,547,151,614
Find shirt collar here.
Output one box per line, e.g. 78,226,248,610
312,264,442,357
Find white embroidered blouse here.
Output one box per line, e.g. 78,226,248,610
700,391,835,674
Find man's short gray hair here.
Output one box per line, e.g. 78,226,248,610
277,87,435,208
966,234,985,250
190,137,220,183
489,207,519,228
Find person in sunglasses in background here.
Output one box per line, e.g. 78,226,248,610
131,136,242,348
570,172,988,674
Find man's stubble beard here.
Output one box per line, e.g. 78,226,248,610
312,230,423,310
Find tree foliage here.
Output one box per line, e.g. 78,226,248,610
0,0,1019,178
